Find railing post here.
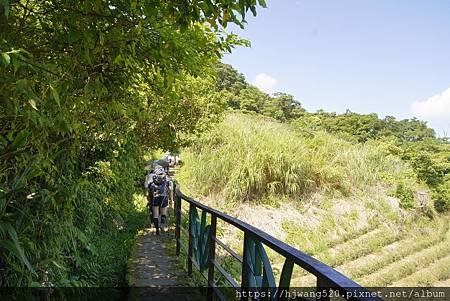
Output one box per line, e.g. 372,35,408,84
170,180,175,209
207,214,217,300
278,258,294,301
187,203,194,276
174,183,181,256
241,232,250,301
316,277,331,301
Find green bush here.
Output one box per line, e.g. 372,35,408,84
433,182,450,212
395,182,415,209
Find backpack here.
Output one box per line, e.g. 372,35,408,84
153,174,166,186
151,174,167,198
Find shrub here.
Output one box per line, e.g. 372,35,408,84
433,182,450,212
395,182,415,209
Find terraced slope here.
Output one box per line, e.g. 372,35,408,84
434,278,450,287
291,216,450,287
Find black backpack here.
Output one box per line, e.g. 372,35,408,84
153,174,165,186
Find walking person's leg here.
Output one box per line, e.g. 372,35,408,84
151,195,163,235
159,206,168,228
152,206,160,234
159,196,169,230
146,192,153,227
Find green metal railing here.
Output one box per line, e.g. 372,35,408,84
172,181,382,301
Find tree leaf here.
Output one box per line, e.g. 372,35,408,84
1,52,10,65
0,136,6,151
12,57,22,74
50,84,60,107
8,129,29,151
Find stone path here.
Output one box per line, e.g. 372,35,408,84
126,227,202,301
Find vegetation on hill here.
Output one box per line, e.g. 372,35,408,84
177,113,449,288
212,63,450,212
178,113,420,208
176,63,449,288
0,0,265,286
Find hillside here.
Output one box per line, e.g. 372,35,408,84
177,112,450,287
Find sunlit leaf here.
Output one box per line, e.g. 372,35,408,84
28,99,38,110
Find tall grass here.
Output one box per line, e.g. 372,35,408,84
178,113,417,202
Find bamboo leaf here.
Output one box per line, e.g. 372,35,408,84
0,221,36,276
11,166,32,191
8,129,29,151
1,52,10,65
50,85,60,107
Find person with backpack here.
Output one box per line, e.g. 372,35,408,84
162,150,172,173
144,165,157,226
146,166,170,235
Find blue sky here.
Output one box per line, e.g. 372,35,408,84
222,0,450,137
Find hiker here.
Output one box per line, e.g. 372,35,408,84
162,150,173,172
146,166,171,235
144,164,157,226
174,153,181,166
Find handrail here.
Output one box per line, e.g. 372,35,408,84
172,181,382,301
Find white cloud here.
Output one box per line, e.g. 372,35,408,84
253,73,277,94
410,87,450,119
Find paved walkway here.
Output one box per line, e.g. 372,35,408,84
126,227,202,301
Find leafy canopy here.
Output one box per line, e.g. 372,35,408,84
0,0,265,286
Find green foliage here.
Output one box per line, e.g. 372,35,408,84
289,111,437,144
433,182,450,213
215,63,248,97
395,182,415,209
401,141,449,188
237,85,270,113
178,113,418,202
293,113,449,208
263,92,305,121
214,62,449,213
1,0,265,286
214,64,305,120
